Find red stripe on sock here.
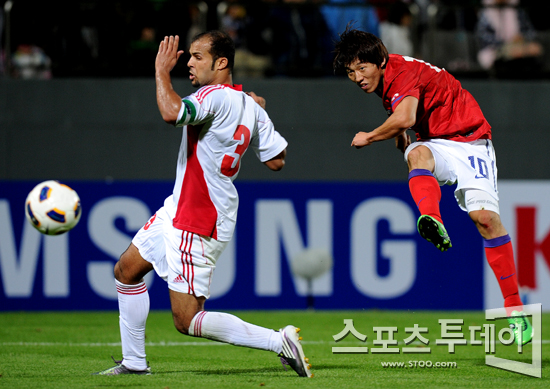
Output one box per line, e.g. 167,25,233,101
194,311,207,337
116,283,147,295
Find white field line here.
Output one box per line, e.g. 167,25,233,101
1,340,549,347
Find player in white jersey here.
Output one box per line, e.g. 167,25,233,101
95,31,312,378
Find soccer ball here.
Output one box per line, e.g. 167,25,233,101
25,180,82,235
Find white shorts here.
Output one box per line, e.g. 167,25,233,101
132,205,227,298
404,138,500,214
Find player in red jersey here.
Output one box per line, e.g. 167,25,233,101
333,26,532,345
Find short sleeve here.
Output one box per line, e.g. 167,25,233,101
250,107,288,163
176,86,225,127
385,59,421,111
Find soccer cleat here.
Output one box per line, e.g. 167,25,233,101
507,311,533,346
93,357,151,376
278,325,313,378
417,215,452,252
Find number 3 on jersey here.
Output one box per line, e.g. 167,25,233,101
221,125,251,177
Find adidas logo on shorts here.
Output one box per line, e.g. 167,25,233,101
173,274,186,283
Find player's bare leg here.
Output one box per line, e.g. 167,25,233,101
468,209,507,240
168,289,205,335
170,289,312,377
407,146,451,251
94,244,153,375
169,288,283,350
115,244,154,284
407,145,435,173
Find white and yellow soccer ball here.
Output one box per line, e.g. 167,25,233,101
25,180,82,235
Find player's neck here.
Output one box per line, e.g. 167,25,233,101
210,72,233,87
375,77,384,97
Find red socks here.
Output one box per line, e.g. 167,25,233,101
408,169,442,223
409,170,522,314
484,235,523,315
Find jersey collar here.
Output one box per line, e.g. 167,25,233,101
226,84,242,91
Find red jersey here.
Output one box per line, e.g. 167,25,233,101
382,54,491,142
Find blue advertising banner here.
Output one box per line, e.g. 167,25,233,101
0,181,483,311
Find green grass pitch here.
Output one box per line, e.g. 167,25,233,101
0,310,548,388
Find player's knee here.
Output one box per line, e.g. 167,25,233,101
113,257,135,285
407,146,434,171
114,252,131,283
113,260,132,284
113,261,121,281
471,209,495,227
470,210,504,239
172,313,192,335
407,146,423,162
114,244,151,284
173,322,190,335
479,210,494,226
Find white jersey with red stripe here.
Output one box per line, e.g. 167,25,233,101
164,84,287,242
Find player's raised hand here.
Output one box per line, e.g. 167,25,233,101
351,131,372,149
156,35,184,73
156,35,184,124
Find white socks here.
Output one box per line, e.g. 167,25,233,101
188,311,283,354
116,281,281,367
116,279,150,371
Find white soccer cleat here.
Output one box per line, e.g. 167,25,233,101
278,325,313,378
93,357,151,376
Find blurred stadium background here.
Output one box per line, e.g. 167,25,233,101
1,0,550,313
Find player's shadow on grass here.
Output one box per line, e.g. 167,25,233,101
309,363,355,370
180,363,354,376
189,366,285,375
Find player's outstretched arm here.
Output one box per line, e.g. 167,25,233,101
264,149,286,171
156,35,185,124
351,96,418,149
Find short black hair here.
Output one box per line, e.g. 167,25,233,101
333,25,389,74
191,30,235,73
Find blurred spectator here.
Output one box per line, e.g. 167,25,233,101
220,1,271,78
0,2,4,76
379,1,414,56
187,2,208,48
321,0,380,41
221,2,246,45
434,0,479,31
409,0,432,58
11,43,52,79
476,0,543,77
521,0,550,31
47,1,106,77
127,26,158,77
266,0,333,77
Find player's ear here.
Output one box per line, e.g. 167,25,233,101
216,57,229,71
380,57,387,69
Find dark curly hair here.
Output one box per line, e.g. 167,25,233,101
333,25,389,74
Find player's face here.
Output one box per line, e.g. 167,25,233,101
346,59,385,94
187,38,217,88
